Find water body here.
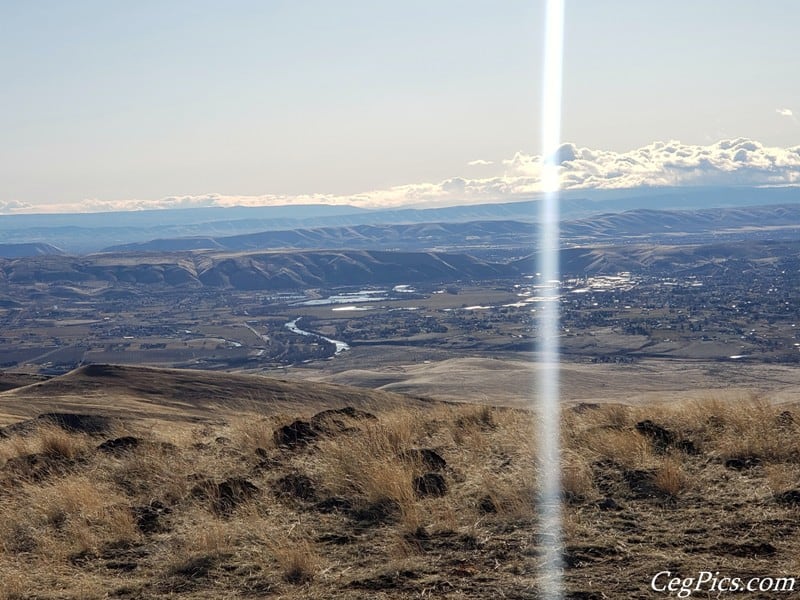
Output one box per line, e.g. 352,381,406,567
285,318,349,355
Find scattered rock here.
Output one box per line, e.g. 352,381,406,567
674,439,699,455
775,489,800,506
712,541,777,558
564,545,619,568
311,406,377,428
317,533,355,545
70,540,149,571
132,501,171,534
214,436,231,446
635,420,675,452
400,448,447,472
2,452,79,481
777,410,794,427
274,473,317,501
0,412,113,438
724,456,761,470
192,477,260,515
635,420,699,455
570,403,601,414
478,495,497,514
216,477,260,514
622,469,662,499
39,412,113,434
348,569,418,591
314,496,353,513
596,497,622,511
564,490,587,504
274,420,318,449
274,407,377,449
170,554,220,578
413,472,447,498
350,498,400,525
98,436,141,455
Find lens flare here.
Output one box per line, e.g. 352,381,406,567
537,0,565,598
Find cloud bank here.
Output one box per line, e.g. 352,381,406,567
2,139,799,214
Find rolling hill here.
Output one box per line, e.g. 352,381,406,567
0,363,435,427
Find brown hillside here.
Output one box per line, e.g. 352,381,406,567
0,364,436,427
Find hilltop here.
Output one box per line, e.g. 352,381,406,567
2,366,800,598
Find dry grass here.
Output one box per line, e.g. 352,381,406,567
2,391,800,598
652,454,689,498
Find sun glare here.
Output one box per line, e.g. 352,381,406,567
537,0,565,598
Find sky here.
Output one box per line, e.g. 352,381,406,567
1,0,799,214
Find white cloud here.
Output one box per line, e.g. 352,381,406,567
6,139,800,214
0,200,34,214
467,159,494,166
505,139,800,190
777,108,794,118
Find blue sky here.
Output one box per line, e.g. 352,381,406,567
1,1,798,213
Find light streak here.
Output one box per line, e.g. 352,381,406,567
537,0,565,598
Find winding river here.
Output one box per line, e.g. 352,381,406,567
284,318,350,355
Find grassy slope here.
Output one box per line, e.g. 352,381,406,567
1,368,800,598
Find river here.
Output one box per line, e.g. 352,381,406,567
284,318,350,355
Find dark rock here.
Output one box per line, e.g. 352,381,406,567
350,498,400,525
2,452,78,481
348,569,418,590
97,436,141,455
39,412,113,434
254,447,270,459
274,473,317,501
170,554,219,578
274,407,377,449
725,456,761,470
413,472,447,498
570,403,601,414
311,406,376,425
70,540,149,570
192,477,260,515
214,436,231,446
623,469,661,499
317,533,355,545
635,420,675,452
777,410,794,427
596,497,622,511
564,490,587,504
310,406,377,436
712,541,777,558
478,495,497,514
775,489,800,506
80,364,123,378
400,448,447,472
132,501,171,534
216,477,260,515
0,412,113,438
674,439,699,455
314,496,353,513
274,420,318,449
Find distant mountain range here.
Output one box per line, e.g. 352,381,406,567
0,250,514,292
3,239,800,294
101,202,800,255
0,243,65,258
1,185,798,254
